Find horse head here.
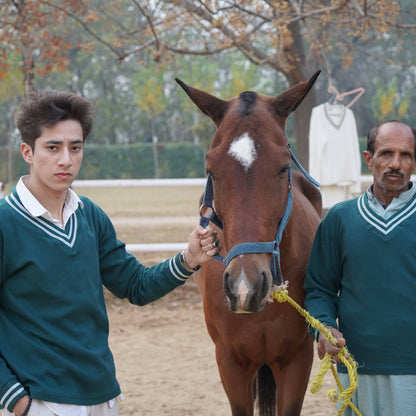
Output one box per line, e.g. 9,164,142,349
176,72,320,314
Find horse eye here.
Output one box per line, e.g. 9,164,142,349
277,167,289,176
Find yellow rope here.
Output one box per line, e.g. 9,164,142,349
270,282,363,416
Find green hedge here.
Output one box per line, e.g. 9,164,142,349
0,137,370,183
0,143,206,181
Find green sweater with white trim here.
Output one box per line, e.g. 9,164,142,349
0,189,192,411
304,192,416,375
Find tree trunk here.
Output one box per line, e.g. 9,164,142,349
150,117,160,179
22,51,35,95
283,21,319,172
16,0,35,95
292,87,316,172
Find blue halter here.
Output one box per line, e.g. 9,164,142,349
199,144,319,285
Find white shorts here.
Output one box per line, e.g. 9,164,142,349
2,398,119,416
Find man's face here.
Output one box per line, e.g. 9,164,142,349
363,122,416,205
21,119,84,197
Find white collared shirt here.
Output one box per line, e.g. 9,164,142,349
16,176,83,228
366,182,416,220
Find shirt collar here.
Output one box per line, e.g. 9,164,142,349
16,176,84,226
366,182,416,219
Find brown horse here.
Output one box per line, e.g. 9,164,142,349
176,72,322,416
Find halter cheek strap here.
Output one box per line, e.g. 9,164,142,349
199,174,224,263
199,174,223,230
288,145,320,187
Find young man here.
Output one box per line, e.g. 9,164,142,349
304,120,416,415
0,90,219,416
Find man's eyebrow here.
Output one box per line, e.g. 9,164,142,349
45,139,83,144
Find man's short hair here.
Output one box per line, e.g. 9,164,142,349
367,120,416,156
15,90,94,149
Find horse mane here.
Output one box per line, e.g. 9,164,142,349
292,171,322,216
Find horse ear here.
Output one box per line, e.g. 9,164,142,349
175,78,228,127
272,70,321,118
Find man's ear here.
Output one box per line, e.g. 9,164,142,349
21,143,33,164
363,150,373,171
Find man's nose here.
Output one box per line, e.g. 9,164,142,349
59,148,72,166
389,153,401,169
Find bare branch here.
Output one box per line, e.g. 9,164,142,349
39,0,127,60
129,0,161,51
170,0,281,68
365,11,416,30
339,32,416,68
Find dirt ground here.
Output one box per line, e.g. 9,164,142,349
107,281,338,416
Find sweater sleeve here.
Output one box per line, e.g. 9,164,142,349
0,374,27,412
91,202,193,305
303,207,344,331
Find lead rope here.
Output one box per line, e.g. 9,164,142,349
281,142,362,415
270,283,363,416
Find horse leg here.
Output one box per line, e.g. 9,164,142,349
271,338,313,416
215,342,257,416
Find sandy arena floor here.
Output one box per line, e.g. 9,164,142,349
107,282,338,416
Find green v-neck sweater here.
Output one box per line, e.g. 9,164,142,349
0,189,192,411
304,192,416,375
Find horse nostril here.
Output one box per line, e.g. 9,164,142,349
261,271,270,295
248,271,271,311
223,271,231,295
257,270,272,299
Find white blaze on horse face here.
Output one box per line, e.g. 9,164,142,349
237,279,250,309
228,133,257,172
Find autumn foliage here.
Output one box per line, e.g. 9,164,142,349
0,0,86,93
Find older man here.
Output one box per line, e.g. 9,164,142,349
304,120,416,415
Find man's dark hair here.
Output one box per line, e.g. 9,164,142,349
14,89,94,149
367,120,416,156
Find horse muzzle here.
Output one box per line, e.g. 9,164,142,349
223,257,273,314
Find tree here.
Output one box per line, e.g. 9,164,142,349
0,0,85,94
158,0,416,167
131,61,169,178
372,77,411,122
49,0,415,168
1,0,415,172
0,52,24,182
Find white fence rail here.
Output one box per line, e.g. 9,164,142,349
73,175,403,253
125,243,187,253
73,178,205,253
72,178,206,188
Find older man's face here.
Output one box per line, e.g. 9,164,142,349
363,122,416,205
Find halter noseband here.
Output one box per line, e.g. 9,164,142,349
199,145,319,285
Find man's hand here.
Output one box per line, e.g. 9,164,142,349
317,325,349,364
185,225,220,269
12,395,30,416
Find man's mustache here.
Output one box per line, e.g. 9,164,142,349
384,170,404,177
